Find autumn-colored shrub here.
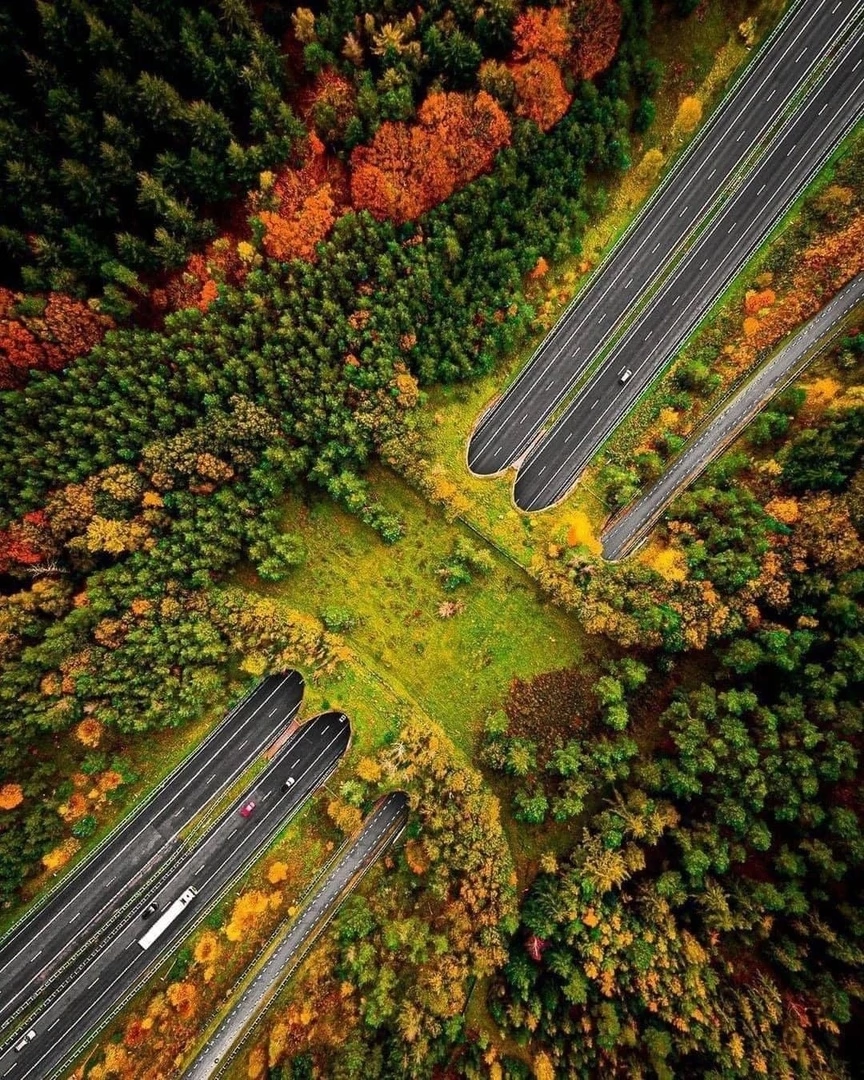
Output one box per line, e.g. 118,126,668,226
42,838,80,872
674,95,704,134
193,930,221,966
97,770,124,792
528,256,550,281
565,510,600,553
123,1018,146,1049
60,792,89,822
350,92,511,224
267,861,289,885
0,784,24,810
744,287,776,315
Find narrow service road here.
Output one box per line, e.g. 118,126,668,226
601,273,864,560
0,671,304,1035
183,791,410,1080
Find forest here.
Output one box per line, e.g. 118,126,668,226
0,0,862,1078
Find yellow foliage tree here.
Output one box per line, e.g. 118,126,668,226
356,756,382,783
764,497,800,525
247,1044,267,1080
75,717,103,747
327,798,363,835
82,516,149,555
193,930,221,966
565,511,601,555
166,980,199,1020
224,890,271,942
533,1051,556,1080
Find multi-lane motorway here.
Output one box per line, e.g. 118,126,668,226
0,671,304,1036
466,0,864,508
513,15,864,510
184,791,409,1080
602,273,864,560
0,707,350,1080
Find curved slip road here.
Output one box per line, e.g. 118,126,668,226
467,0,861,478
0,710,350,1080
514,20,864,511
601,273,864,560
0,671,304,1035
183,790,409,1080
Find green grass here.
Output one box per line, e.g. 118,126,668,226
240,468,593,758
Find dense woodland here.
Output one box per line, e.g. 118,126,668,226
1,1,862,1078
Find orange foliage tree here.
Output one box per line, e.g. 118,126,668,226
509,58,573,132
0,784,24,810
513,7,571,63
254,133,344,263
350,91,511,224
0,288,112,389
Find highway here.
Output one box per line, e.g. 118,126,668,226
183,791,409,1080
467,0,862,480
0,711,350,1080
0,670,304,1036
514,15,864,511
602,273,864,560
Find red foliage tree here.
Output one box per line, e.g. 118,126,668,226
350,91,511,224
0,512,53,574
569,0,623,80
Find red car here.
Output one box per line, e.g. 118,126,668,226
239,799,256,818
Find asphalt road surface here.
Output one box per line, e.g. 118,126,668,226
467,0,861,479
183,791,409,1080
0,711,350,1080
601,273,864,560
514,17,864,511
0,671,304,1036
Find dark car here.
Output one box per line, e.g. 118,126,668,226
141,901,159,919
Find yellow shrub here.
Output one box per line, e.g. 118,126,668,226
674,95,703,134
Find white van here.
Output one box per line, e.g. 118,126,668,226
619,368,634,384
